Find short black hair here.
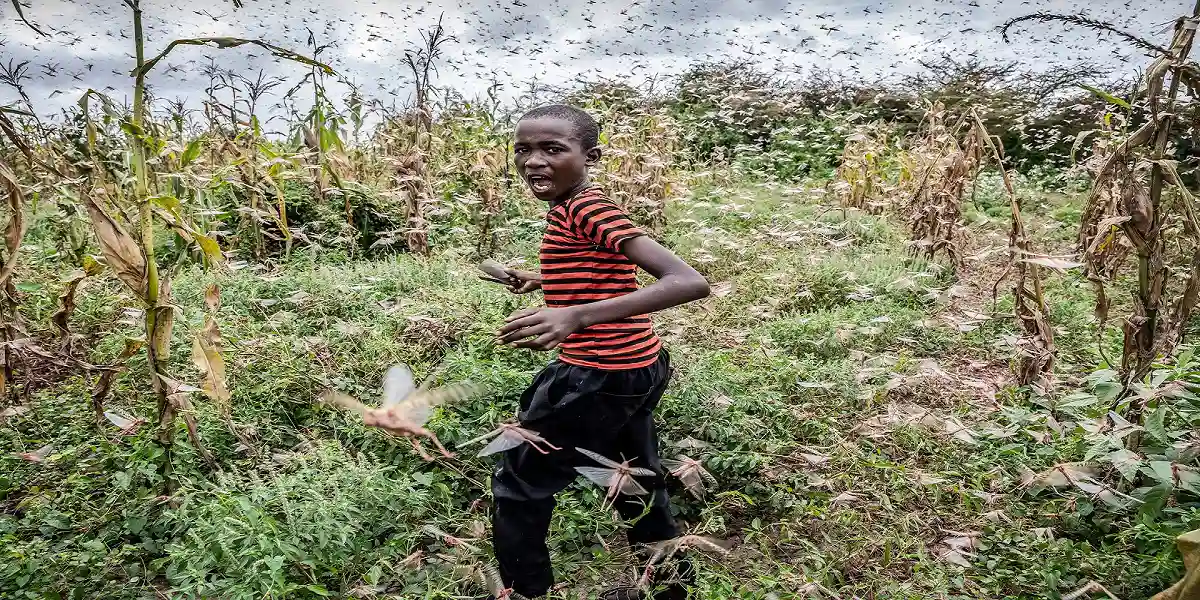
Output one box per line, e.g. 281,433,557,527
518,104,599,149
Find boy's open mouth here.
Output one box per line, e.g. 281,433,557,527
527,174,553,194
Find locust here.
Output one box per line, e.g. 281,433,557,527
464,422,562,456
320,364,481,461
478,259,517,286
637,534,733,589
661,455,716,499
103,410,146,436
574,447,655,509
421,524,481,554
14,444,53,463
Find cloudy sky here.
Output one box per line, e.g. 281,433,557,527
0,0,1188,131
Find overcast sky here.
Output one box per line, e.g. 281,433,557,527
0,0,1188,131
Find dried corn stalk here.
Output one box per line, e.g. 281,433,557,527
900,102,981,270
594,107,680,232
972,111,1055,389
1074,14,1200,385
378,113,434,256
470,147,507,257
0,159,24,402
833,121,891,214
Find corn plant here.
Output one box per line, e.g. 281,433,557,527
832,121,893,214
972,111,1057,389
0,155,25,403
73,0,334,479
1007,6,1200,448
398,16,449,256
899,102,981,271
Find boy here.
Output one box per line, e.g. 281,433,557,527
371,104,710,599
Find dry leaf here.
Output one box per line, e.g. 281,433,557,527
192,318,231,415
0,159,26,290
51,270,88,338
83,196,147,299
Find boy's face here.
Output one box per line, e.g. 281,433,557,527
513,117,600,202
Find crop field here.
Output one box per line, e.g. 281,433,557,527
2,1,1200,599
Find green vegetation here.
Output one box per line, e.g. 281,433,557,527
3,3,1200,600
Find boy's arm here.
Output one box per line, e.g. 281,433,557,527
497,236,709,350
572,236,709,327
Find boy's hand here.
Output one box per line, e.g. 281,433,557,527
480,268,542,294
503,268,542,294
496,306,583,350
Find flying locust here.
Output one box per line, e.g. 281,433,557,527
320,364,481,461
574,447,655,509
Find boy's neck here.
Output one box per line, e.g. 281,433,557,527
549,179,594,206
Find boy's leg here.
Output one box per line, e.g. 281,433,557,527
609,353,693,599
492,495,556,598
610,351,678,545
492,360,660,597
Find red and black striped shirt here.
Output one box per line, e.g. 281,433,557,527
541,186,662,370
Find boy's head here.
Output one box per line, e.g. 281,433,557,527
514,104,600,202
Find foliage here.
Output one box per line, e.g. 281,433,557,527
5,5,1200,600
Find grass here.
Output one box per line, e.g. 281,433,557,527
0,175,1192,599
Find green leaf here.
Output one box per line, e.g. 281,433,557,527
1178,346,1197,370
181,139,204,166
1079,84,1131,110
119,120,145,138
1146,401,1170,446
1093,381,1123,404
125,514,146,535
1138,484,1170,518
1147,461,1176,487
1058,392,1098,409
1106,448,1142,481
193,232,224,267
14,281,40,292
149,195,182,213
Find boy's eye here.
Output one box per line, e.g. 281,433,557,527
546,147,562,154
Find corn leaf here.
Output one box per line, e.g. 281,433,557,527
82,196,147,300
192,315,231,415
150,277,175,360
0,159,26,290
51,270,88,337
9,0,48,37
133,37,334,79
1078,84,1132,110
181,138,204,167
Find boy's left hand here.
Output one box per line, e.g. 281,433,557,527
497,306,583,350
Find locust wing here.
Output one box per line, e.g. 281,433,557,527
104,410,137,430
478,259,513,283
576,446,622,468
400,381,482,426
616,472,650,496
478,428,525,456
575,466,618,488
319,389,370,415
382,364,416,408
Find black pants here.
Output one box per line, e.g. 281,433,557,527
491,350,681,598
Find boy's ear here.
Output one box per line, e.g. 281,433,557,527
585,146,602,166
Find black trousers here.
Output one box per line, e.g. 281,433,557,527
491,350,681,598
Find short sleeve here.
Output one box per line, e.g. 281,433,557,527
566,194,645,252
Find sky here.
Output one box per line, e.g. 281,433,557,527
0,0,1189,133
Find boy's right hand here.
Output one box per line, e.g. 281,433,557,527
499,268,542,294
